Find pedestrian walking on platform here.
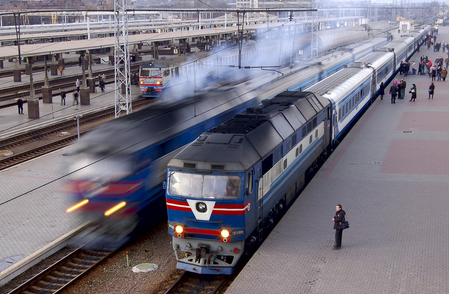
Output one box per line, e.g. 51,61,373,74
75,79,80,92
429,82,435,99
17,97,23,114
442,67,448,81
73,91,79,105
390,81,398,104
379,82,385,100
409,84,417,102
59,66,64,76
332,204,346,250
60,89,66,105
99,79,105,93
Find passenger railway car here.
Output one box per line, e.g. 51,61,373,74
166,91,332,274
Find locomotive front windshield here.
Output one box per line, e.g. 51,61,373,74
140,69,150,77
68,154,134,182
168,172,241,199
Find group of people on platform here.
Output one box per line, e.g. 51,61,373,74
378,77,435,104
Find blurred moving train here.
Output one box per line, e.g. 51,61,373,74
66,24,429,235
165,26,431,274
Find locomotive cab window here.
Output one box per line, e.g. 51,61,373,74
140,69,150,77
168,171,241,199
151,69,161,76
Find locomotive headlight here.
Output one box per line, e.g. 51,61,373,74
175,225,184,239
139,80,143,85
196,202,207,213
221,229,230,238
156,81,162,85
66,199,89,213
175,225,184,234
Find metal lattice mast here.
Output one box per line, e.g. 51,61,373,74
114,0,131,118
310,0,318,58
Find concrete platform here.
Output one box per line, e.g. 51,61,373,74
227,27,449,293
0,56,147,285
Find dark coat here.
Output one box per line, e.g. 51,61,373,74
333,210,346,230
409,86,417,99
429,83,435,94
389,85,398,95
379,83,385,95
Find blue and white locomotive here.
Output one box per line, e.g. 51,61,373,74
166,91,332,274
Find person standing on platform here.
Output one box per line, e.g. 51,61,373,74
73,91,79,105
429,82,435,99
59,66,64,76
60,89,66,105
379,82,385,100
400,78,406,99
332,204,346,250
75,79,80,92
390,81,398,104
17,97,23,114
99,79,105,93
409,84,417,102
442,67,448,81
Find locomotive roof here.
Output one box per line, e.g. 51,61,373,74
70,87,238,156
169,91,330,172
141,59,178,68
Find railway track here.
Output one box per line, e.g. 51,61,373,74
0,62,145,108
164,272,229,294
0,98,154,171
8,242,118,294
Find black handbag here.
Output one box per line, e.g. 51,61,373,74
339,221,350,230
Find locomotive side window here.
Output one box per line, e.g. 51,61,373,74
315,130,318,138
262,154,273,175
245,171,253,195
309,135,312,144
